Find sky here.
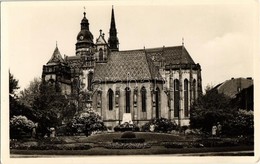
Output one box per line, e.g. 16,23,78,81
2,0,259,93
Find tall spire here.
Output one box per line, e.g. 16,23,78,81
108,6,119,51
81,10,89,30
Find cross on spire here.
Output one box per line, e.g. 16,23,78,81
83,6,86,17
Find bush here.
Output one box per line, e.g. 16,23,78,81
67,109,107,135
121,131,136,138
114,122,140,132
222,109,254,136
141,118,177,133
10,115,35,139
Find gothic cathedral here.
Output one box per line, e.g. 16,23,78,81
42,7,202,128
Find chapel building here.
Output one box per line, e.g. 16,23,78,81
42,7,202,128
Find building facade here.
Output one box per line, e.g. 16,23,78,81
42,7,202,128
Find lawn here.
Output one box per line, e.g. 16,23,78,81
10,132,254,156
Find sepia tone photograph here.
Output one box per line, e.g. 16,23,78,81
1,0,259,163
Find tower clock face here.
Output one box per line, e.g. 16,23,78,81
80,35,84,40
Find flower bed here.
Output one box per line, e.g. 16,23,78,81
113,138,145,143
11,144,92,150
104,143,151,149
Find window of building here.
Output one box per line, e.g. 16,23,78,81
99,48,103,61
87,72,93,91
174,79,180,117
125,87,131,113
193,79,196,100
141,86,146,112
184,79,189,117
108,89,113,111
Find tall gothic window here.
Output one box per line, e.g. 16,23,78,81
108,89,113,111
184,79,189,117
125,87,131,113
193,79,196,101
87,72,93,91
99,48,103,61
155,87,160,118
141,86,146,112
174,79,180,117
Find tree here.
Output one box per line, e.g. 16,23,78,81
190,89,235,133
9,71,19,95
32,81,76,136
19,77,41,108
9,72,21,118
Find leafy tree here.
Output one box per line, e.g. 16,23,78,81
9,71,19,95
32,81,76,136
19,77,41,108
190,89,235,133
9,72,21,118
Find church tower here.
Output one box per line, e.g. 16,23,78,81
75,11,95,56
108,6,119,51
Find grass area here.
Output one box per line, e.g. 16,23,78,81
58,132,195,144
10,132,254,156
10,145,254,156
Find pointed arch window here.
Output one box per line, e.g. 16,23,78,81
108,89,113,111
141,87,147,112
125,87,131,113
99,48,103,61
174,79,180,117
87,72,93,91
184,79,189,117
193,79,196,101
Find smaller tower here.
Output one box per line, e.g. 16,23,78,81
75,11,95,56
42,44,71,94
108,6,119,51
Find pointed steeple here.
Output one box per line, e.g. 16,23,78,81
47,44,65,65
108,6,119,51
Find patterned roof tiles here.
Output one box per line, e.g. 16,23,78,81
145,46,195,65
93,50,163,82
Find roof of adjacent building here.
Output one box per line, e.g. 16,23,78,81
145,46,195,66
216,77,253,98
47,46,65,65
93,49,163,82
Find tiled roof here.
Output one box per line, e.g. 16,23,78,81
145,46,195,65
47,47,65,65
93,50,163,82
217,78,253,98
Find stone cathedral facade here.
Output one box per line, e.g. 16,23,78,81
42,7,202,128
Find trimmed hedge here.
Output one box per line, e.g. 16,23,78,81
121,131,136,138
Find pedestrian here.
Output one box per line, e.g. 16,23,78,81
212,125,217,138
217,122,222,137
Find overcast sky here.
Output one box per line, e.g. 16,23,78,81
2,0,258,92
